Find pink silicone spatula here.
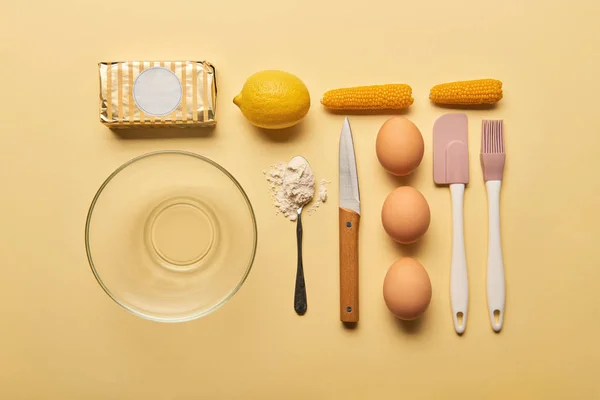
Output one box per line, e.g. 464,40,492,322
433,113,469,334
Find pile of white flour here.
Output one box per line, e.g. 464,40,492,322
264,158,329,221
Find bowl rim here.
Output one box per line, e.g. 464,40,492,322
85,150,258,323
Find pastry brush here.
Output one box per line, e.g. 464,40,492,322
481,120,506,332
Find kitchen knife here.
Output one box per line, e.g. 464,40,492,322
339,117,360,323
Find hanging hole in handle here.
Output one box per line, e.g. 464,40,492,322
493,309,501,324
456,312,464,327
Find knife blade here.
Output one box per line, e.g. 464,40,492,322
339,117,360,323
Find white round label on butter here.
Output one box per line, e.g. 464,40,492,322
133,67,182,116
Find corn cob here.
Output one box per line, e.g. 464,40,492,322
429,79,503,105
321,84,413,110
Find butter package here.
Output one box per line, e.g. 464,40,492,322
99,61,216,128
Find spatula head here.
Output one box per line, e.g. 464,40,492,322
433,113,469,185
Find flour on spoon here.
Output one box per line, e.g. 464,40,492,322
264,157,325,221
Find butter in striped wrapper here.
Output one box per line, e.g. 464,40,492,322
99,61,217,128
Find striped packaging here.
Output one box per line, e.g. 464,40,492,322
99,61,217,128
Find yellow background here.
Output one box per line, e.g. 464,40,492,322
2,0,599,398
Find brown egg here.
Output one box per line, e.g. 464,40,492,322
376,117,424,176
381,186,430,244
383,257,432,320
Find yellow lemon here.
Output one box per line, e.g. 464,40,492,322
233,70,310,129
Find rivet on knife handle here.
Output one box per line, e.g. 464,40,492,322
339,207,359,322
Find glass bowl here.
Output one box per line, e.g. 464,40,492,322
85,151,257,322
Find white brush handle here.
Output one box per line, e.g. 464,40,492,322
486,180,505,332
450,183,468,334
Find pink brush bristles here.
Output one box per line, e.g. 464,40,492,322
481,120,506,181
482,120,505,154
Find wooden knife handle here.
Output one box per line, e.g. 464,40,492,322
339,207,360,322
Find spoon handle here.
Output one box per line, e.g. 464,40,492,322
294,212,307,315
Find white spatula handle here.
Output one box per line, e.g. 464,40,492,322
486,180,505,332
450,183,468,334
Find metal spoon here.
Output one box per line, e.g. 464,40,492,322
285,156,314,315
